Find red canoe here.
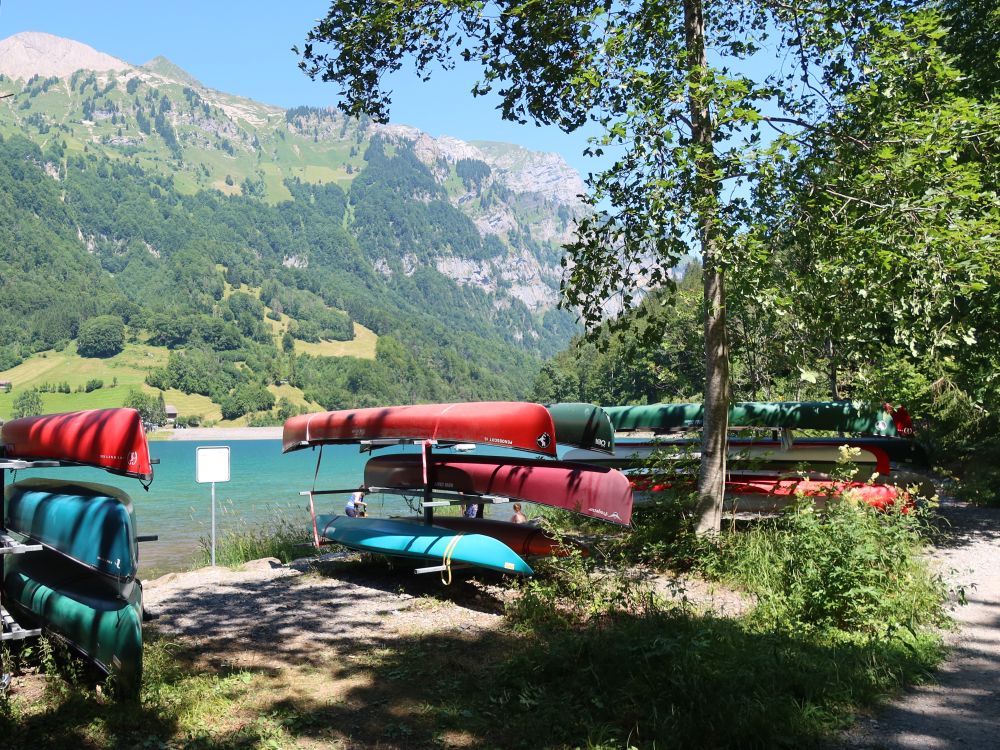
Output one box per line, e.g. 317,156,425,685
424,516,589,558
632,475,905,511
1,408,153,482
725,477,905,510
365,454,633,525
283,402,558,456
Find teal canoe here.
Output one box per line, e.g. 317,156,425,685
2,549,142,695
316,514,533,576
546,402,615,453
605,401,913,437
4,479,137,590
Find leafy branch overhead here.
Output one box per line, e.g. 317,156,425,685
299,1,916,322
299,0,1000,527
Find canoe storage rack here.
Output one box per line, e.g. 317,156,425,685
0,459,64,646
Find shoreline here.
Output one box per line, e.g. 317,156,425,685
153,426,284,441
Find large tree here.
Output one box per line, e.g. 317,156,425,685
298,0,922,531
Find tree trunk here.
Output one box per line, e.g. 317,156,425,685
827,337,841,399
685,0,729,535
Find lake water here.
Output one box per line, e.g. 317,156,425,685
5,439,535,574
6,440,449,574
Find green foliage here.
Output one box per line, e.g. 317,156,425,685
492,606,941,749
11,388,43,418
76,315,125,358
531,266,705,404
701,502,948,636
220,383,275,420
123,388,167,426
147,348,240,398
200,505,314,567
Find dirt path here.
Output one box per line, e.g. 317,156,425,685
842,500,1000,749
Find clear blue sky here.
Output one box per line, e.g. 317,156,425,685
0,0,599,177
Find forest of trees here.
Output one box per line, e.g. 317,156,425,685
0,130,576,420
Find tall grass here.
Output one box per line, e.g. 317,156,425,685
198,505,314,567
498,493,949,746
701,500,949,635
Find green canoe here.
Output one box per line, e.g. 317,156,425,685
605,401,911,437
546,402,615,453
2,549,142,695
4,479,138,591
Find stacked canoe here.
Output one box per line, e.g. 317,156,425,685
587,400,927,510
283,401,626,574
1,408,151,695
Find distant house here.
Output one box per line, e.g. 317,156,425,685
165,405,178,426
0,380,10,393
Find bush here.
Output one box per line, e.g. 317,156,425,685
76,315,125,358
199,505,313,567
11,388,43,418
220,383,275,420
84,378,103,393
701,501,948,636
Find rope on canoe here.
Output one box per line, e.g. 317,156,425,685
440,533,464,585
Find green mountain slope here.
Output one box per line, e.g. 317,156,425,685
0,34,583,420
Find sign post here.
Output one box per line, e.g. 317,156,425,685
196,446,230,567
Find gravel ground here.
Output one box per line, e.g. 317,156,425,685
142,554,511,670
841,499,1000,750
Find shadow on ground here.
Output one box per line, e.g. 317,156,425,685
841,501,1000,749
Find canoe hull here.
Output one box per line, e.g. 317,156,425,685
425,516,587,558
725,477,905,511
606,401,913,437
2,550,142,695
316,514,533,575
632,476,906,512
546,403,615,453
1,408,153,481
365,454,634,525
283,402,558,456
5,479,138,586
565,440,891,474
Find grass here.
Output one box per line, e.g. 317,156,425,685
0,343,224,421
1,496,952,749
699,501,949,635
198,505,316,567
294,322,379,359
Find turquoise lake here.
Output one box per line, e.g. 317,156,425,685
6,439,533,574
7,440,442,573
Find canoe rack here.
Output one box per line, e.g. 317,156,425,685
0,460,64,646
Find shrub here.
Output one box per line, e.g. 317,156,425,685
701,501,948,636
11,389,43,418
76,315,125,358
199,505,313,567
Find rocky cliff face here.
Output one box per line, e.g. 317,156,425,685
0,32,585,314
0,32,128,80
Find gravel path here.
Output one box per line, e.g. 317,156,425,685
842,500,1000,749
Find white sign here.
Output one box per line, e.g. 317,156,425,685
196,446,230,484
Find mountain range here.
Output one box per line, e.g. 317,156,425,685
0,32,584,422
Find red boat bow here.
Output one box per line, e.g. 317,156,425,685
283,402,558,456
1,408,153,482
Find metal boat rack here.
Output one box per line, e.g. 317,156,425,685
1,459,66,645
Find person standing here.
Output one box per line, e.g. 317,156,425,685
510,503,527,524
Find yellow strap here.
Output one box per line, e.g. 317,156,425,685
440,533,464,586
